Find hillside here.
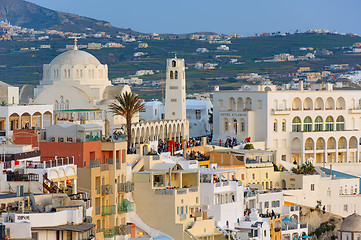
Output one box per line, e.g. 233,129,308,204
0,0,138,34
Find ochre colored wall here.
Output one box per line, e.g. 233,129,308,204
13,130,40,148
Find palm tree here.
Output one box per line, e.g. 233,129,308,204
109,92,145,152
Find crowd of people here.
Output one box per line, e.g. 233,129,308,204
219,137,252,148
186,150,209,161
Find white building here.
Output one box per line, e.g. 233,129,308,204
135,70,154,76
338,213,361,240
0,193,94,240
186,100,212,137
196,48,209,53
217,45,229,51
0,104,53,137
213,83,361,165
139,99,211,138
283,173,361,217
139,101,164,121
199,169,244,230
112,77,143,85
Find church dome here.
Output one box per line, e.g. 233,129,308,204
50,49,101,66
340,213,361,232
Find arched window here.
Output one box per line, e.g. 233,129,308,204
233,119,238,135
273,119,278,132
170,71,174,79
303,116,312,132
336,116,345,131
315,116,323,131
325,116,334,131
55,100,59,110
175,71,178,79
282,119,286,132
327,188,331,197
292,117,301,132
80,70,83,78
224,119,229,131
240,118,245,131
172,60,176,67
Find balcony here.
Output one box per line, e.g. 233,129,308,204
102,185,113,195
102,205,116,215
349,108,361,114
95,186,101,195
100,164,109,171
7,173,39,182
118,199,134,213
118,224,132,235
271,108,291,115
118,181,134,193
95,206,100,215
103,227,119,238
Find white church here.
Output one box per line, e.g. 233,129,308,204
29,43,189,145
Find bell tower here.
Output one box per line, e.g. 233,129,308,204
164,57,186,120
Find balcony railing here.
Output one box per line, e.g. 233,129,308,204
95,206,100,215
118,224,132,236
7,173,39,182
102,185,113,195
118,181,134,193
118,199,134,213
95,186,101,195
100,164,109,171
103,227,119,238
102,205,116,215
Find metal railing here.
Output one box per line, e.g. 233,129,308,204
118,182,134,193
102,205,116,215
100,164,109,171
7,173,39,182
102,185,113,195
118,199,134,213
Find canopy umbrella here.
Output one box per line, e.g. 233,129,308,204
282,217,293,222
302,236,312,239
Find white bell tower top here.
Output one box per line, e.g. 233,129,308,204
164,57,186,120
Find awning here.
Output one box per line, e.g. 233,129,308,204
32,223,95,233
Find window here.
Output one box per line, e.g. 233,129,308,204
169,86,178,89
257,100,262,109
327,188,331,197
340,187,343,195
252,174,255,179
175,71,178,79
325,116,334,131
172,60,176,67
303,116,312,132
171,99,177,102
240,118,245,131
311,184,315,191
292,117,301,132
282,119,286,132
264,201,269,208
273,119,278,132
336,116,345,131
170,71,174,79
344,204,348,212
218,99,223,108
195,110,201,119
315,116,323,131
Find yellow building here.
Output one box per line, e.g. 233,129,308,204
209,149,280,189
78,140,134,240
269,215,282,240
138,43,149,48
133,162,222,240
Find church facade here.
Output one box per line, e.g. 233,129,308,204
31,44,188,145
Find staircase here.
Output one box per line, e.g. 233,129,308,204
132,157,144,172
43,173,61,193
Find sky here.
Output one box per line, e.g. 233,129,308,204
26,0,361,36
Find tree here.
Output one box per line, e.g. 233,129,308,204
109,92,145,152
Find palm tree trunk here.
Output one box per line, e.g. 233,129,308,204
126,117,132,153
